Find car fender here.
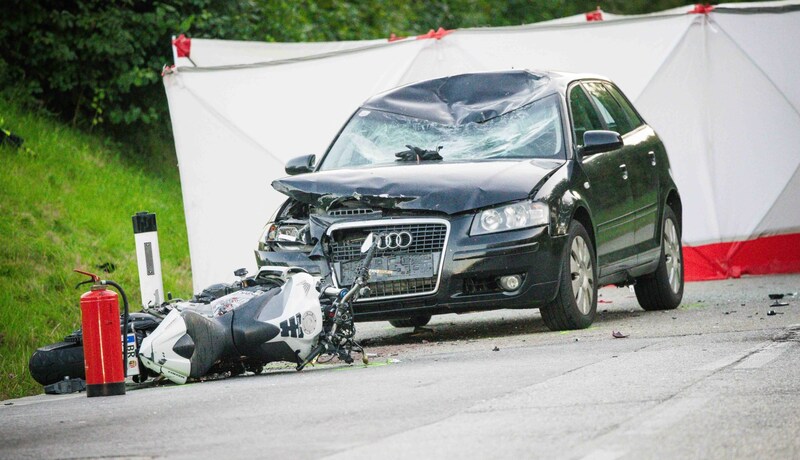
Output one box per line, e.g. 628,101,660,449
533,161,596,241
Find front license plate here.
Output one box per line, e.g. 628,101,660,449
337,252,439,285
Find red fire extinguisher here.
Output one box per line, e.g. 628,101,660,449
75,269,130,397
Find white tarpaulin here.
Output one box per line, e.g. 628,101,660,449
164,2,800,292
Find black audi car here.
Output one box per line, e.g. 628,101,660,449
256,70,683,331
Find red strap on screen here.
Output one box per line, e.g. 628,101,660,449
172,34,192,58
417,27,453,40
689,4,715,14
586,9,603,22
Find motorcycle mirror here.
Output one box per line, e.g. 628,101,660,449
361,233,375,253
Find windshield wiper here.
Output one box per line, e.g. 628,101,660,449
395,144,443,163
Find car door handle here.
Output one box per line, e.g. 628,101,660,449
619,164,628,180
648,151,656,166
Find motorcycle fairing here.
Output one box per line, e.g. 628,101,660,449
234,272,323,362
140,272,324,384
138,309,193,384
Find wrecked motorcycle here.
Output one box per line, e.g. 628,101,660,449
30,233,377,388
137,232,378,384
27,280,258,387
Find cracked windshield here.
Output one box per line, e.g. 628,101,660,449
320,94,564,171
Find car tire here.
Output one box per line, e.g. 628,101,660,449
635,206,684,311
28,342,86,386
540,220,597,331
389,315,432,328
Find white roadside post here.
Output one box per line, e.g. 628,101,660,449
132,211,164,309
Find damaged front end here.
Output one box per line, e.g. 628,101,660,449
256,191,447,301
255,163,565,322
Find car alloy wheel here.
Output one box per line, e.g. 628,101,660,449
663,217,682,294
570,235,594,315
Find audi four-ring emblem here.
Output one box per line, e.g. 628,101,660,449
375,231,413,250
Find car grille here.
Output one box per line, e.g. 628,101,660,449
327,208,379,217
328,221,448,300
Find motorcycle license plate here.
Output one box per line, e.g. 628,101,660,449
124,332,140,378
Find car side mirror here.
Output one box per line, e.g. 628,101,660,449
581,130,623,157
285,154,316,175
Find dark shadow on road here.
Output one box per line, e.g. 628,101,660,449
360,307,657,347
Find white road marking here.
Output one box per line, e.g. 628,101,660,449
579,448,628,460
695,341,771,371
577,396,711,459
735,342,792,369
624,396,711,435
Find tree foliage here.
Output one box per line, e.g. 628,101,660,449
1,0,724,140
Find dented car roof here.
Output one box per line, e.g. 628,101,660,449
360,70,554,126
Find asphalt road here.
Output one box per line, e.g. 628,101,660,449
2,274,799,459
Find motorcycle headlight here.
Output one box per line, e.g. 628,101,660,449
470,200,549,235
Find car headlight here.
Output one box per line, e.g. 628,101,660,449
470,200,549,235
258,222,310,251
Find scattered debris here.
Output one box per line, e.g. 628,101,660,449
574,338,579,342
0,128,24,148
44,377,86,395
492,346,500,351
767,310,784,316
598,299,613,304
612,331,629,338
769,293,790,307
95,262,116,273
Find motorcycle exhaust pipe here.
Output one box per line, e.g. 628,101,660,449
132,211,164,309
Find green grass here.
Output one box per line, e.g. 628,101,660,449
0,100,192,400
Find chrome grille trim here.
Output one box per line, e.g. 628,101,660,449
326,218,450,302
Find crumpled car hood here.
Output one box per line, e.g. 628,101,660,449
272,160,564,215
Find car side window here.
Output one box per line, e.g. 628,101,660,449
603,83,644,130
568,85,603,146
584,82,635,135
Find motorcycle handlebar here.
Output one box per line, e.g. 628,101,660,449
361,242,378,274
